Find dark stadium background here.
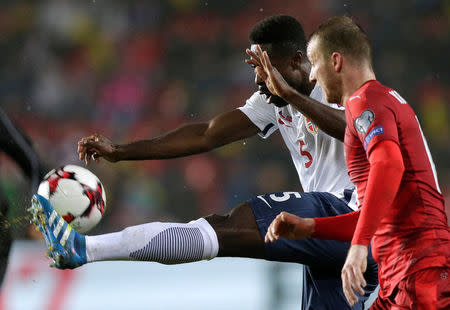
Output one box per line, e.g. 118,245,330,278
0,0,448,309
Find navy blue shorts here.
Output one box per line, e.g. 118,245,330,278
248,190,378,310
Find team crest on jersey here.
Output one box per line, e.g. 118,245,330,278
305,118,318,135
354,110,374,134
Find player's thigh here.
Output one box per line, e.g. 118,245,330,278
249,191,352,265
204,191,348,263
250,191,378,284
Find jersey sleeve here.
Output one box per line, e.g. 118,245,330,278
351,140,405,246
348,89,399,155
313,209,360,241
238,92,279,139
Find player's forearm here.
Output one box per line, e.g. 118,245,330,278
351,140,405,246
312,210,360,241
113,110,258,161
283,88,346,141
115,123,218,161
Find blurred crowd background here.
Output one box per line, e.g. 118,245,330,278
0,0,448,237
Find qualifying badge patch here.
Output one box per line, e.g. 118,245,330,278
354,110,374,134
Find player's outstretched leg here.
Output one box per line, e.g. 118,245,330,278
28,194,86,269
30,193,220,267
84,217,219,265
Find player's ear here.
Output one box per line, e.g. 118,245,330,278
331,52,343,73
291,50,303,69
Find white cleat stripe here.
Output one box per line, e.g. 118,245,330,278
60,226,72,246
53,218,64,238
49,210,57,226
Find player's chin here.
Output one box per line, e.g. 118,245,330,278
325,93,341,105
322,88,342,104
270,95,289,107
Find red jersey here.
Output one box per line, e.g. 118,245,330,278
344,80,450,298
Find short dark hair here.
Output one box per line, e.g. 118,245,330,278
249,15,307,56
309,16,372,63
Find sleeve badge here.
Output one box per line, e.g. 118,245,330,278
354,110,374,134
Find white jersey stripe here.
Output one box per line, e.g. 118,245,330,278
415,116,441,193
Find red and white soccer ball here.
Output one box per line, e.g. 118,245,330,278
37,165,106,233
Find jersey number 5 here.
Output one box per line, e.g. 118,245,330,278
299,140,313,168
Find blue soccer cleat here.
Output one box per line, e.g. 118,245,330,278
28,194,87,269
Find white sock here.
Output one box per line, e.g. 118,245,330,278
85,218,219,264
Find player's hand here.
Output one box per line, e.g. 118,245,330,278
245,45,295,100
264,212,315,243
341,245,368,306
77,133,118,166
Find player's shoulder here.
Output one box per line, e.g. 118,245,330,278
366,81,402,101
360,80,406,104
247,91,282,112
350,80,384,99
246,91,267,105
347,80,403,112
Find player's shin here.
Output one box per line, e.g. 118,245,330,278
85,218,219,264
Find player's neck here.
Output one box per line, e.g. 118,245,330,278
341,65,376,105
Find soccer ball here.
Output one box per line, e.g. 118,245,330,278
37,164,106,233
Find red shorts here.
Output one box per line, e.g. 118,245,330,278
370,267,450,309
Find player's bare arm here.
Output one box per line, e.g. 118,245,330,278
246,46,346,141
78,109,259,165
264,212,315,243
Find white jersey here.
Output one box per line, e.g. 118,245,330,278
238,85,358,210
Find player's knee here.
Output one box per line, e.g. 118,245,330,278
205,202,257,233
204,203,264,258
203,213,230,229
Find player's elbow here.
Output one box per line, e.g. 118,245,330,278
392,156,405,174
372,157,404,175
369,140,405,177
203,121,233,150
370,151,405,174
336,125,346,142
329,112,346,142
203,127,223,150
